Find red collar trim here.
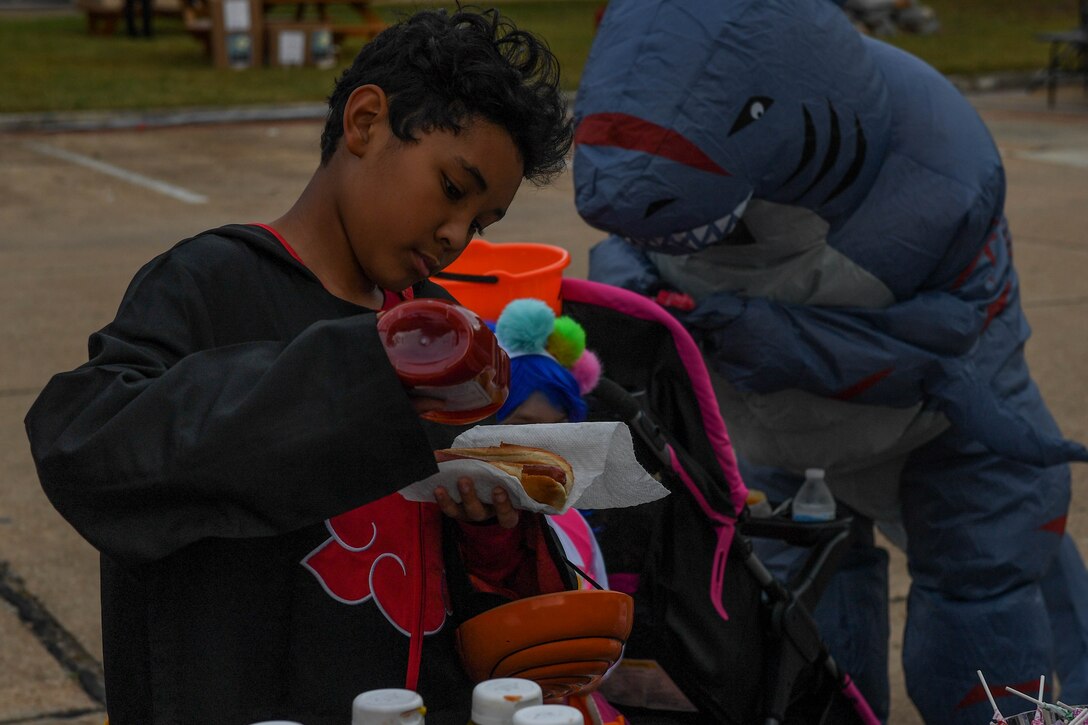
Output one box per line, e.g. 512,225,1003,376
250,222,304,266
382,290,404,311
250,223,414,310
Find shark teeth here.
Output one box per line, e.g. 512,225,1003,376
628,192,752,253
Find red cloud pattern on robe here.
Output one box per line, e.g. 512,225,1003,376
302,494,448,636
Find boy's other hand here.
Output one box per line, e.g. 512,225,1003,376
434,477,519,529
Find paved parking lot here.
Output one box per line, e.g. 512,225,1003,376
0,87,1085,724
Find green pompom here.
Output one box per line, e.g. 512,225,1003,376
547,316,586,367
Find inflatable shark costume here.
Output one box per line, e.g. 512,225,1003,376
572,0,1088,720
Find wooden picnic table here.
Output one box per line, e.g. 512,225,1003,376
180,0,386,65
261,0,386,42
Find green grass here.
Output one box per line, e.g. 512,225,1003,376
0,2,600,114
0,0,1080,114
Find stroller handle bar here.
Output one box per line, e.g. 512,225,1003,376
592,377,672,469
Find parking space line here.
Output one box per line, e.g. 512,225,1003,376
23,141,208,205
1016,148,1088,169
0,560,106,706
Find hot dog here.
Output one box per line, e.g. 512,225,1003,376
434,443,574,509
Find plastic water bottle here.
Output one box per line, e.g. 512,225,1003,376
791,468,836,522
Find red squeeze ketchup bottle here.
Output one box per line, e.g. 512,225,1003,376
377,298,510,425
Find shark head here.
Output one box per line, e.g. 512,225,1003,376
573,0,890,254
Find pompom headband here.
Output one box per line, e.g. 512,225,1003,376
493,298,603,422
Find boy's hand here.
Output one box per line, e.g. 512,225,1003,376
434,477,519,529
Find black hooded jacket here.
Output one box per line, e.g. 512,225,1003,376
25,224,569,725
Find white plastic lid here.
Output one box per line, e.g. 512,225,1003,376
352,689,426,725
470,678,544,725
511,704,583,725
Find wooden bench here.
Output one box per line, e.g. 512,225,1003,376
76,0,183,35
76,0,123,35
179,0,213,56
1036,28,1088,108
327,20,384,42
261,0,387,43
1033,0,1088,108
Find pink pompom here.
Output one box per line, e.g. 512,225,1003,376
570,350,603,395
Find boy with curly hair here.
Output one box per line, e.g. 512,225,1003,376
25,8,573,724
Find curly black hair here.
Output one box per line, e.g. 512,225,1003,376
320,6,572,185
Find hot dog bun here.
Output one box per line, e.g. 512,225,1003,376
434,443,574,509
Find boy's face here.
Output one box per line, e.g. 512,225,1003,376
340,89,525,293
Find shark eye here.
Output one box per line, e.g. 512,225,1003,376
729,96,774,136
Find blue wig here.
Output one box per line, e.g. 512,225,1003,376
496,353,588,423
492,298,601,423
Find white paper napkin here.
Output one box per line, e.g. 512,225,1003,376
397,421,669,515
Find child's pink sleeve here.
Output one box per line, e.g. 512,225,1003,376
457,515,568,600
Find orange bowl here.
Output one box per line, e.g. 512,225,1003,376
432,239,571,322
455,590,634,700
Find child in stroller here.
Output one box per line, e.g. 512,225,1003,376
491,297,610,593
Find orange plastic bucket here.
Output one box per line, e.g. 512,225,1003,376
432,239,570,322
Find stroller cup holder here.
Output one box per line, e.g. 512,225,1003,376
737,510,859,725
739,507,855,626
740,505,853,546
